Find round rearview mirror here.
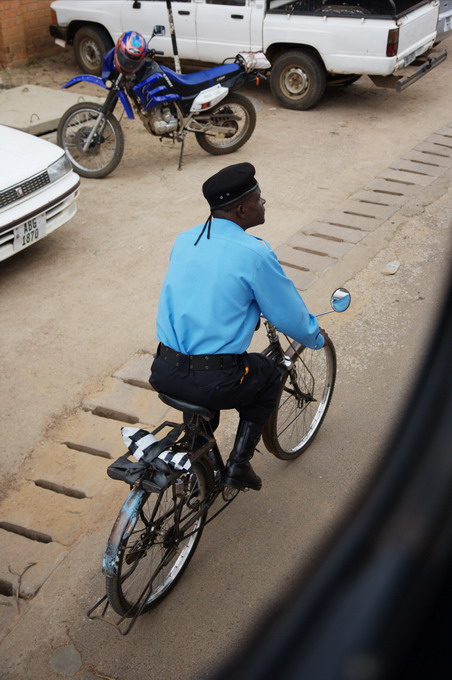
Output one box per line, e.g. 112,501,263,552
330,288,351,313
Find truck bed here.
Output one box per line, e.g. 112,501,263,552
268,0,433,19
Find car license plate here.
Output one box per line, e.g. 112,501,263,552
13,214,46,252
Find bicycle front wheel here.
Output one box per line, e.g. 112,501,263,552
262,333,336,460
106,460,212,617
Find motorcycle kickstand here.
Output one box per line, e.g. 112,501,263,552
177,131,187,171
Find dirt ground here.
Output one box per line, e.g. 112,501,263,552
1,40,452,490
1,41,451,679
1,142,450,680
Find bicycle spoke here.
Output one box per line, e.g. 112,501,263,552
106,462,211,616
262,336,336,459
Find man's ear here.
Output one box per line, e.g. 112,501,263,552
236,202,245,217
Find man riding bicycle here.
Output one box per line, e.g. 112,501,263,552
150,163,324,492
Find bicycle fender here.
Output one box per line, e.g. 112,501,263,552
61,77,135,119
102,488,147,577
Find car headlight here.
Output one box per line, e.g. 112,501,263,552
47,154,72,182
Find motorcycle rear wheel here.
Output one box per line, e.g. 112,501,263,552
194,93,256,155
57,102,124,179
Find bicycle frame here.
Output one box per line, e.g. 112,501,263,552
261,320,319,412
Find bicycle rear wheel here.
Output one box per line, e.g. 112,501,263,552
106,460,212,617
262,333,336,460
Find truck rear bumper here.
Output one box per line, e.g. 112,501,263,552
396,48,448,90
369,47,447,91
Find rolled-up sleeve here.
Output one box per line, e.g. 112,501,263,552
252,248,324,349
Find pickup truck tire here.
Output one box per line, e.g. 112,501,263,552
194,93,256,155
73,26,114,75
270,51,327,110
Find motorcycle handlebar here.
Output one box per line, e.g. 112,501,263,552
146,49,165,58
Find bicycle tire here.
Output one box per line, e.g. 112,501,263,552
57,102,124,179
262,332,337,460
106,459,213,617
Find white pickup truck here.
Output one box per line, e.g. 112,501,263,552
49,0,447,109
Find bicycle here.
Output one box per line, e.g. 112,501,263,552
87,288,350,634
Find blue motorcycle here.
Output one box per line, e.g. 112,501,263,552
57,27,270,178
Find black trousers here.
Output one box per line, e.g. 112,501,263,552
149,352,281,427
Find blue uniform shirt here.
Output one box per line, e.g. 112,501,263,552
156,218,324,354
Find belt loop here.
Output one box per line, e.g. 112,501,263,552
180,352,190,377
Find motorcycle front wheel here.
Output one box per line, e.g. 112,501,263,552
194,93,256,155
57,102,124,179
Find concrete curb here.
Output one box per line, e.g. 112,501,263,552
0,85,105,135
0,121,451,640
276,123,452,293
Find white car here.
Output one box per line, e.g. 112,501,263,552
0,125,80,262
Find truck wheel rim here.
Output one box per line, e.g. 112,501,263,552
283,67,309,98
81,39,102,69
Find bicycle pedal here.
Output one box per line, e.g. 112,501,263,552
222,485,240,501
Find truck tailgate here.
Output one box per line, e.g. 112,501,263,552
396,0,439,65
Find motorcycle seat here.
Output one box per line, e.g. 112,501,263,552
160,63,242,95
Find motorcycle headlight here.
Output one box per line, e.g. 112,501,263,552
47,154,72,182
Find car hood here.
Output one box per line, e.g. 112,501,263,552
0,125,64,189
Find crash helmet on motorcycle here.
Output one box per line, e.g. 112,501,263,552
114,31,147,75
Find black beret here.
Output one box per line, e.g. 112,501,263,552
202,162,258,210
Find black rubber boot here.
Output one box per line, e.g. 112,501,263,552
222,420,263,491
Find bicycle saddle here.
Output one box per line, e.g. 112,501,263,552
158,393,215,420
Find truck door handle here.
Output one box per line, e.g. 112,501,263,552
231,14,244,18
178,10,190,14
